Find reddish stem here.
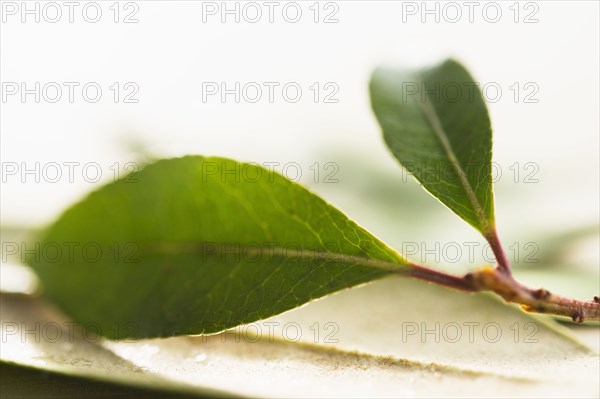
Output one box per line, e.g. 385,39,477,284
406,263,478,292
485,227,512,276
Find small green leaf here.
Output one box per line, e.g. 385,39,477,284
370,59,495,236
27,156,409,339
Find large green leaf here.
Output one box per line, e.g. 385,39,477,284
27,156,409,339
370,59,495,235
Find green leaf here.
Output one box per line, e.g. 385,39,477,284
27,156,409,339
370,59,495,235
0,362,208,399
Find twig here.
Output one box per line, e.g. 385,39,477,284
403,262,600,323
466,266,600,323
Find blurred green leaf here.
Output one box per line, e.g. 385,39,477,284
0,293,235,398
0,361,207,399
512,224,599,269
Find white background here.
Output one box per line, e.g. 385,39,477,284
1,1,598,256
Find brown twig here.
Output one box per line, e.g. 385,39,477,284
396,222,599,322
403,262,600,323
469,266,600,322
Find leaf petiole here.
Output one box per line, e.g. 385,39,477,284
484,228,512,276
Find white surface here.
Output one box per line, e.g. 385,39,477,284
1,1,599,232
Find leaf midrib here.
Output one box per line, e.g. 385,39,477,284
414,73,490,233
138,242,411,274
